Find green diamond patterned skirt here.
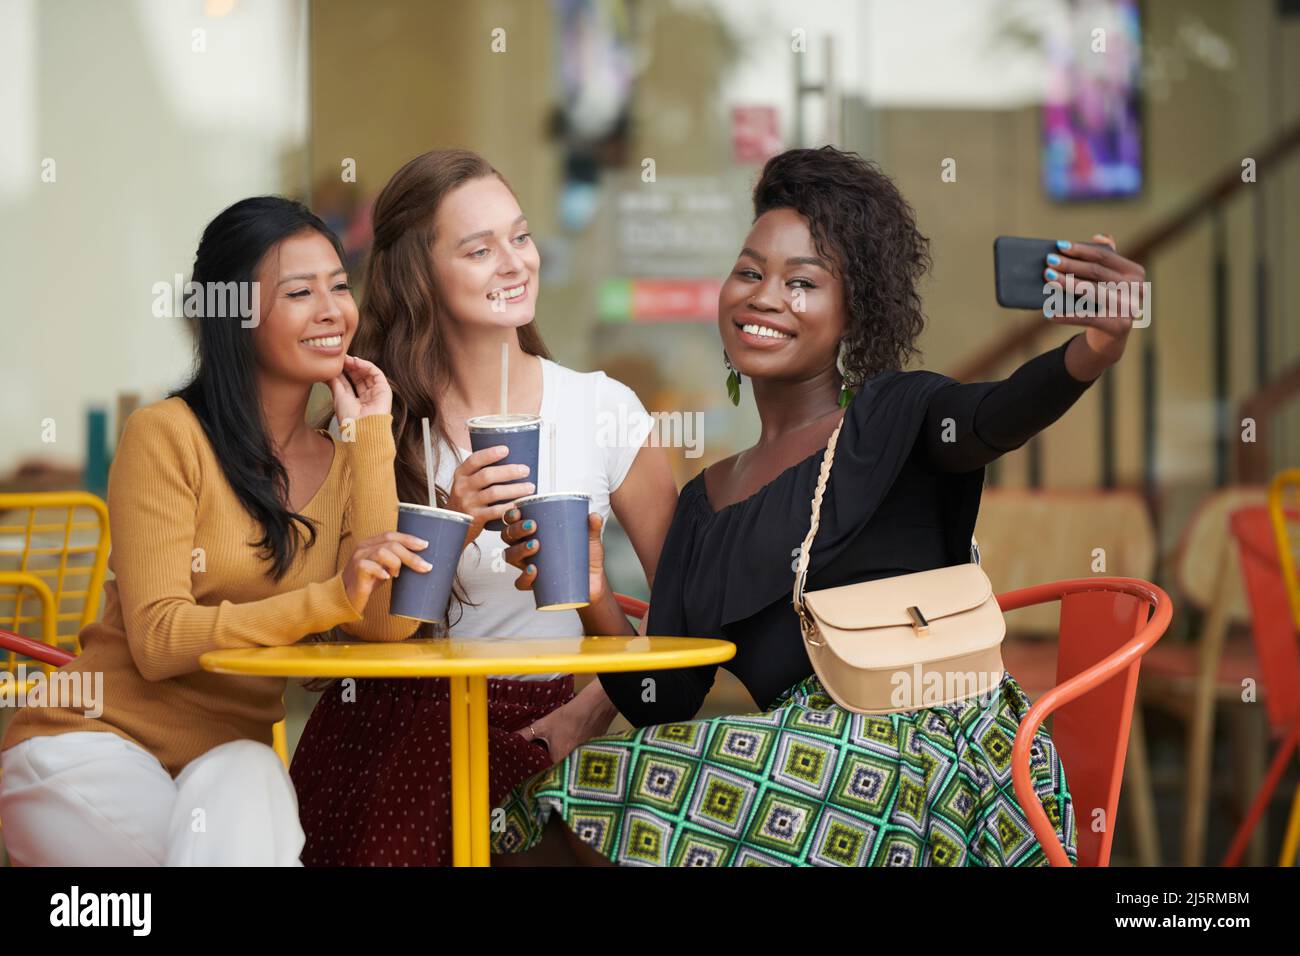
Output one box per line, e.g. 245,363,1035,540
492,671,1076,866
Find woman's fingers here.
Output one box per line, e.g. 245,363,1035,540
327,373,356,408
343,354,384,392
503,537,540,570
341,355,392,414
500,511,535,545
1046,237,1142,284
473,481,535,510
381,531,429,551
472,463,532,491
1045,253,1126,284
378,541,432,574
364,545,405,578
360,531,428,552
457,445,510,476
483,501,522,526
513,561,538,592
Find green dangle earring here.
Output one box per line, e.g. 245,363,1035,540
837,343,856,408
723,351,742,406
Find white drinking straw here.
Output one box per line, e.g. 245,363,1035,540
421,417,436,507
500,342,509,418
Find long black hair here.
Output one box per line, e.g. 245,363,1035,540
172,196,346,580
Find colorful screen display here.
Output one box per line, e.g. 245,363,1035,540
1042,0,1144,200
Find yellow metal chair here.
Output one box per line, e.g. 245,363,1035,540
0,492,289,766
1268,469,1300,867
0,492,110,670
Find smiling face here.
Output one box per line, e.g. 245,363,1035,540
429,175,540,330
718,207,846,382
250,230,357,385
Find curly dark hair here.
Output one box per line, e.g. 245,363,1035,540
752,146,930,383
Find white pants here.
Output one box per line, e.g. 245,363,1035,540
0,731,304,866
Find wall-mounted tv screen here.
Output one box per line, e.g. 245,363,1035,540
1042,0,1144,200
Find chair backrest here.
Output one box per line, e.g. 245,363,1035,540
976,489,1156,634
1229,505,1300,734
1052,588,1149,868
614,592,649,635
1175,485,1268,621
0,492,110,669
1270,470,1300,632
1002,577,1171,867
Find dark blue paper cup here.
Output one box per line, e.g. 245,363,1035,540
389,503,471,623
467,413,541,532
516,493,590,611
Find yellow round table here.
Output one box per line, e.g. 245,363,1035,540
199,636,735,867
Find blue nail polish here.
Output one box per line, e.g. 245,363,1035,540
523,520,535,531
527,540,537,550
1056,240,1071,251
1046,253,1061,266
1045,268,1059,280
526,564,536,575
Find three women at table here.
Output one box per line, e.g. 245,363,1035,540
288,149,677,866
491,145,1145,866
0,198,427,865
1,144,1143,869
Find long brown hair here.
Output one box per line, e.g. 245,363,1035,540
356,148,552,631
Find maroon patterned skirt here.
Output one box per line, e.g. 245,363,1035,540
291,675,574,866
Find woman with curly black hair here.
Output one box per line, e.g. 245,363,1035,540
491,145,1145,866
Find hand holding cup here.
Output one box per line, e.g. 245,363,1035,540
502,502,602,610
341,531,431,612
445,445,536,541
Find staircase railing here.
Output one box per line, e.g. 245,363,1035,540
950,120,1300,527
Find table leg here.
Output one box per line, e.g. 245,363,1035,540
449,676,471,867
468,675,490,866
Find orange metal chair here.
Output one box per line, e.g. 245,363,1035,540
615,593,648,624
1219,505,1300,867
1144,485,1269,865
619,582,1170,867
1007,577,1172,867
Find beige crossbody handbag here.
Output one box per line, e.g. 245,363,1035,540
791,415,1006,715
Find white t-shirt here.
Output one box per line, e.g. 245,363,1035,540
434,357,655,679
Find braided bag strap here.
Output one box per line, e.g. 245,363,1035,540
792,415,845,635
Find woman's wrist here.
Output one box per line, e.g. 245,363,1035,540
576,580,630,636
1063,330,1118,383
570,680,619,736
337,414,397,479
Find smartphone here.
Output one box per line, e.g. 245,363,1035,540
993,236,1104,310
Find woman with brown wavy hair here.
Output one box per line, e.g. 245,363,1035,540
290,148,676,866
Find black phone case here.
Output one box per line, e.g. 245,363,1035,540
993,236,1103,310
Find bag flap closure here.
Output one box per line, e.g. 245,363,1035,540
802,563,993,630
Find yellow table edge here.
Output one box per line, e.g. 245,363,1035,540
199,637,736,678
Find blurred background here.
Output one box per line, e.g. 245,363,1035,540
2,0,1299,866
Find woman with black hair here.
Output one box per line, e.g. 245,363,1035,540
0,197,428,866
492,146,1146,866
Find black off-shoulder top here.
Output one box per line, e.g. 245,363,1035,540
598,332,1098,726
